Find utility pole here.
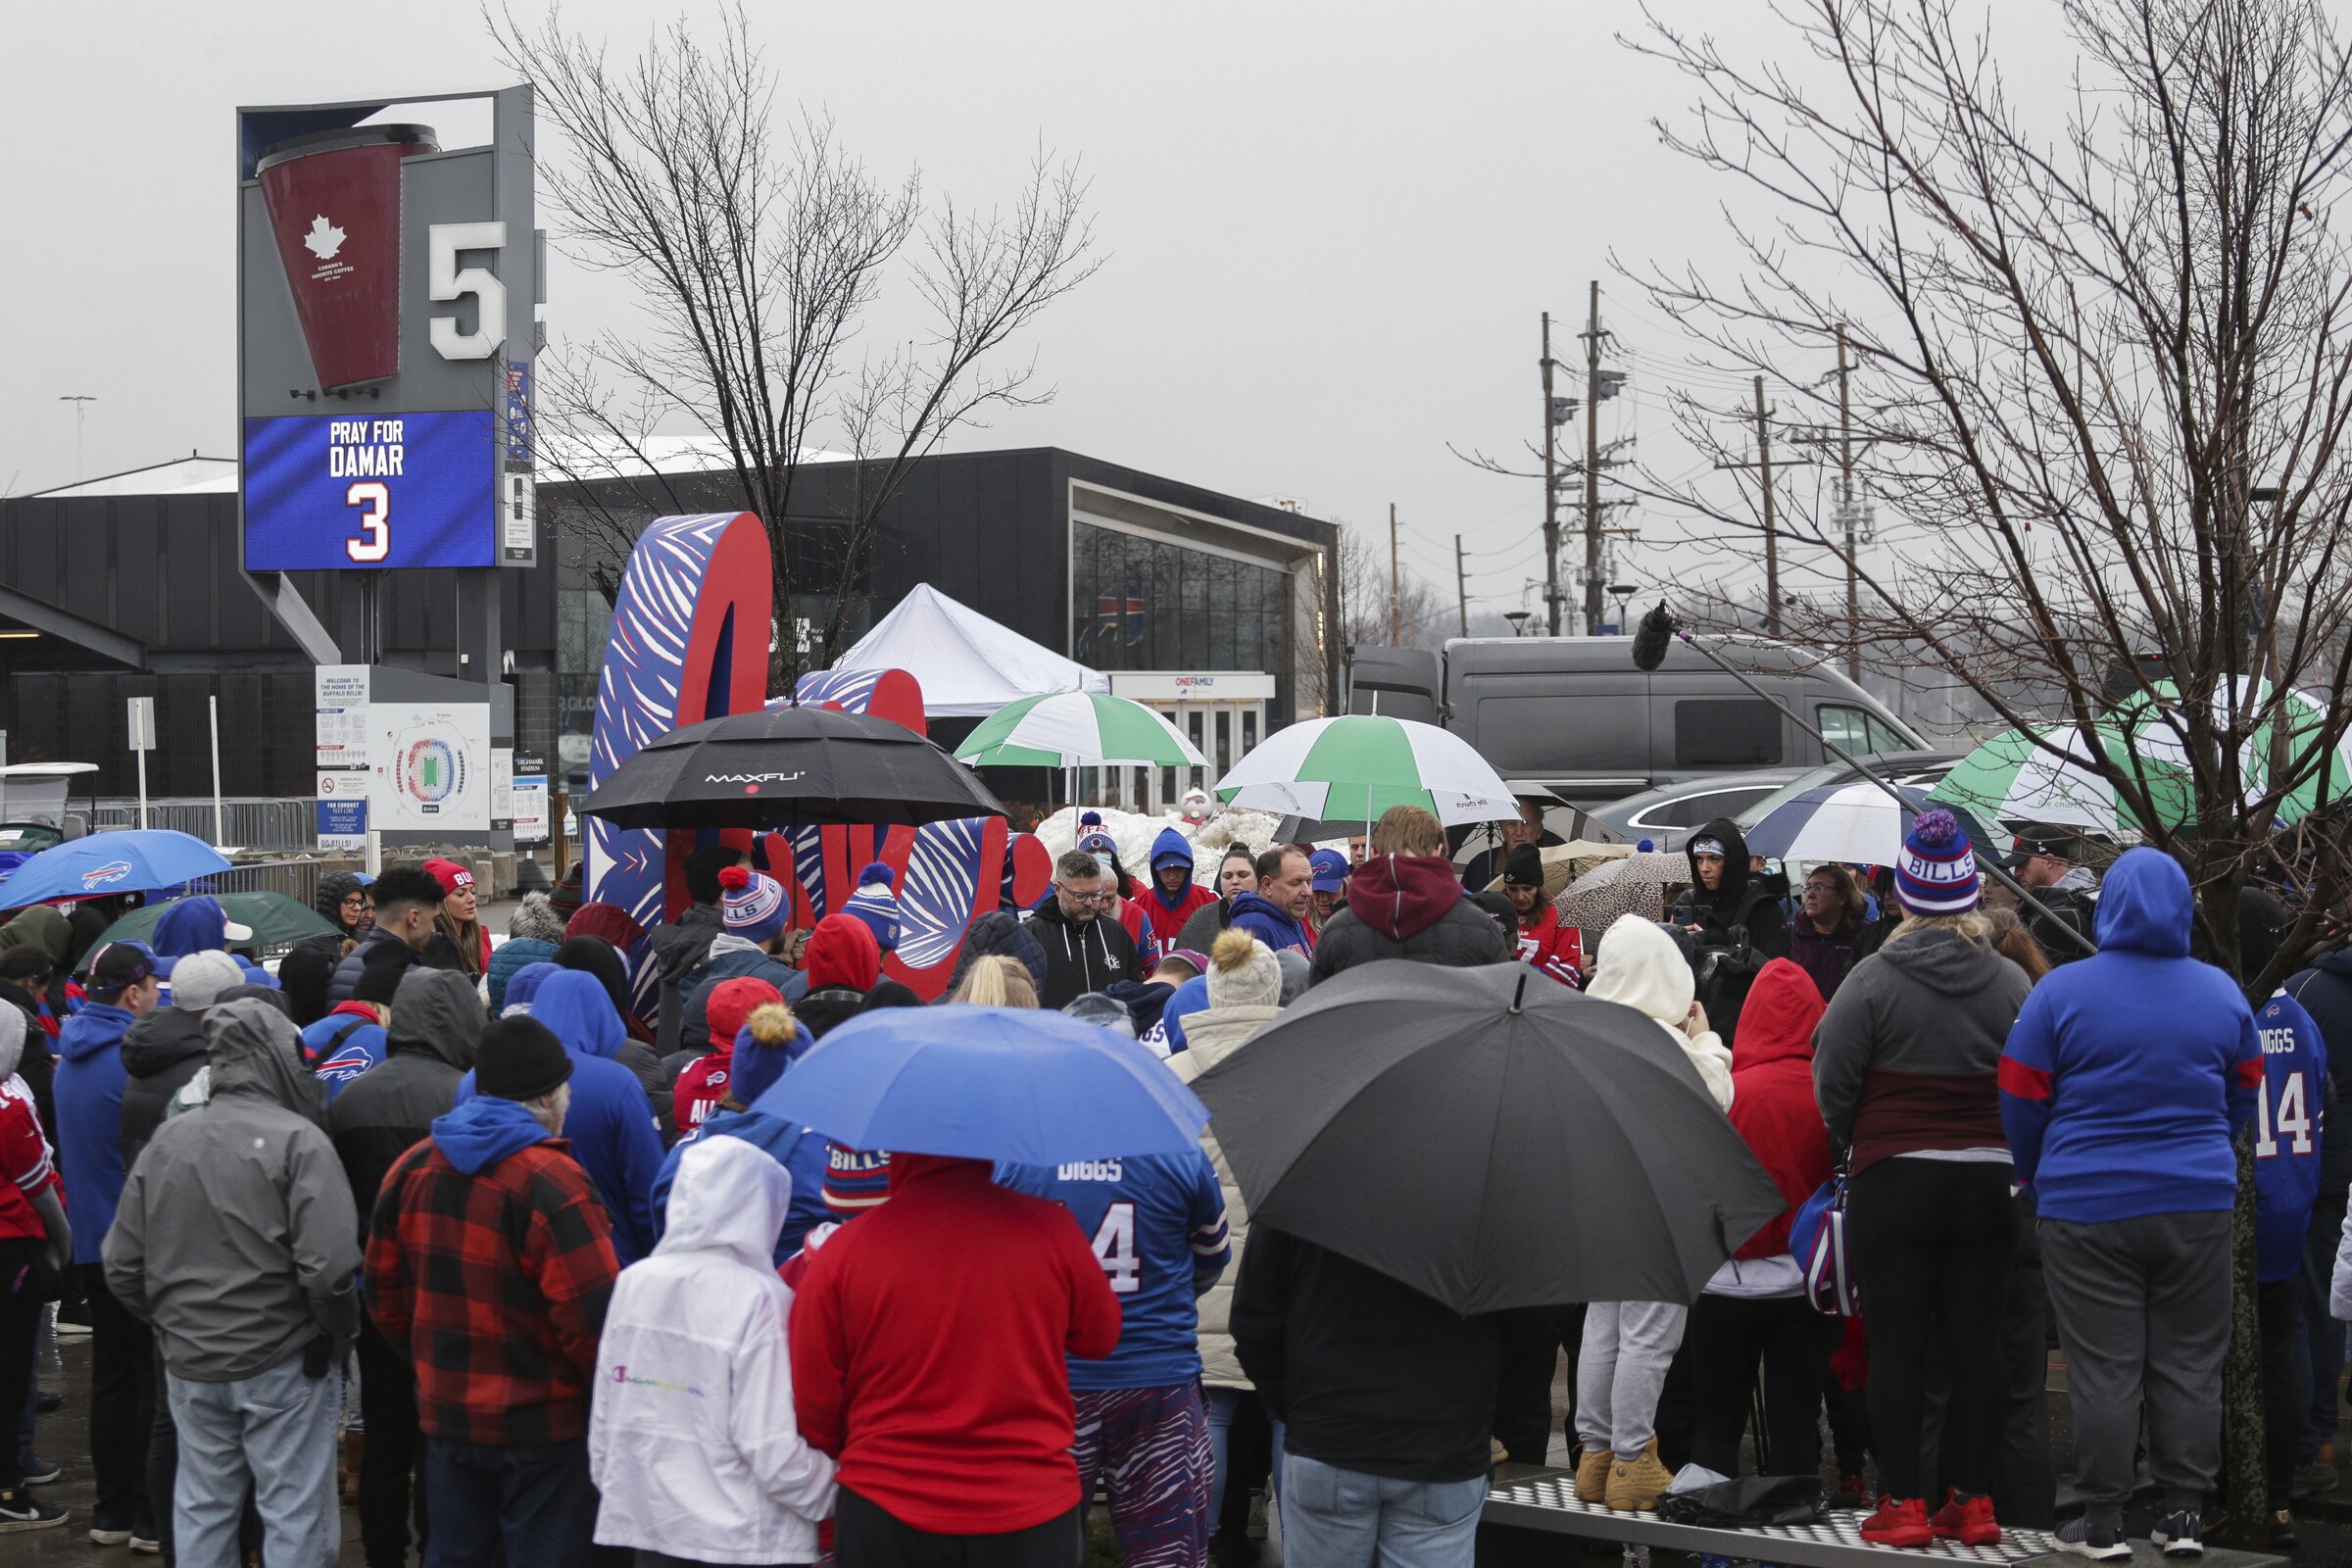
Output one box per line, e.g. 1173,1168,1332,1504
1389,502,1402,647
59,396,96,482
1715,376,1783,636
1541,314,1561,636
1836,324,1860,678
1584,281,1603,638
1454,534,1469,637
1755,374,1778,635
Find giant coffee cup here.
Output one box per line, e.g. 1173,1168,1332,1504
257,124,439,391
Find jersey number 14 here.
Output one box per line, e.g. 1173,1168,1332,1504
2257,1069,2315,1159
1090,1202,1140,1295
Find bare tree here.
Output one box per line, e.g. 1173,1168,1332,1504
1298,524,1452,714
490,3,1102,684
1625,0,2352,991
1627,5,2352,1522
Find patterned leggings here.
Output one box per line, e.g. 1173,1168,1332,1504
1075,1383,1214,1568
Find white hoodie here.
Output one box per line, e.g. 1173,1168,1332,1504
1586,913,1736,1110
590,1136,836,1564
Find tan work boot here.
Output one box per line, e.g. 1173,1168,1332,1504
1604,1437,1673,1512
1573,1445,1612,1503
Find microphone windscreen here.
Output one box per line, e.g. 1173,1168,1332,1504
1631,603,1678,671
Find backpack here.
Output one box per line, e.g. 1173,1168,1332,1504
1788,1169,1860,1317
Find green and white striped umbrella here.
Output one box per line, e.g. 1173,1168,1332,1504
1212,714,1519,826
956,691,1207,769
1929,684,2352,835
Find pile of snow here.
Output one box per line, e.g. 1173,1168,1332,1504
1031,804,1289,870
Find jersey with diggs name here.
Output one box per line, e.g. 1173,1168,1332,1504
2254,989,2328,1284
998,1152,1230,1390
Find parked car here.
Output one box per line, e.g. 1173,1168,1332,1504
1348,637,1922,808
1585,767,1810,849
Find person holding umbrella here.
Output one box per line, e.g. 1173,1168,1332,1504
1310,808,1508,983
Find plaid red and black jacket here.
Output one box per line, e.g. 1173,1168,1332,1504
365,1132,621,1446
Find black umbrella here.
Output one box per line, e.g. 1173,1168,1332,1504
582,706,1005,831
1190,958,1785,1313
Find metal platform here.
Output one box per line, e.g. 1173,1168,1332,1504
1481,1469,2284,1568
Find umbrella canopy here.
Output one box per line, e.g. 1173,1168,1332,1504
0,830,234,908
97,891,337,951
1928,721,2178,836
956,691,1208,770
752,1004,1209,1166
1189,960,1786,1312
1745,783,1995,866
1214,715,1518,827
582,705,1004,831
1481,840,1633,899
1554,852,1690,930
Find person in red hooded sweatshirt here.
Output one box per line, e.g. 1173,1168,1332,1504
1687,957,1838,1480
1307,807,1510,985
791,1152,1122,1565
670,976,782,1137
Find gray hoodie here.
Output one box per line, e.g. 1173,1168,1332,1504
104,999,362,1381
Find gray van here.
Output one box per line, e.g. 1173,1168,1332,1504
1348,636,1923,808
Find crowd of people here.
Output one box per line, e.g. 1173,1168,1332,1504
0,795,2337,1568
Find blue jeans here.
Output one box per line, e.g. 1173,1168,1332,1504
1279,1451,1485,1568
422,1435,592,1568
1204,1389,1287,1523
165,1353,340,1568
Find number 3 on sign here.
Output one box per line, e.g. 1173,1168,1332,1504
345,482,389,563
1090,1202,1139,1294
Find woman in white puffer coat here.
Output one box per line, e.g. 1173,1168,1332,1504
1171,929,1287,1527
590,1135,836,1566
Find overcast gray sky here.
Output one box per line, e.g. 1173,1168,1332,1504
0,2,2048,625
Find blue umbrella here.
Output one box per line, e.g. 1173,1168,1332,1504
752,1005,1210,1165
0,830,234,908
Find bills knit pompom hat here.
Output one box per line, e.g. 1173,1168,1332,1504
1895,808,1979,916
717,863,790,945
841,862,903,953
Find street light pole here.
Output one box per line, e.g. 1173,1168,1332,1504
59,396,96,482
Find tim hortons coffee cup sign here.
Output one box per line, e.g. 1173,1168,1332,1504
257,124,439,391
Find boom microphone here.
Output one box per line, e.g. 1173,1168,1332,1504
1631,602,1679,672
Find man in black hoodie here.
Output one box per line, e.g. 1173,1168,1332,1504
649,848,741,1063
1667,816,1789,1050
328,968,483,1568
1309,807,1508,984
1029,851,1140,1009
2287,939,2352,1492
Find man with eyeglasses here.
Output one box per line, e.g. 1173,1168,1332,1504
1029,851,1139,1010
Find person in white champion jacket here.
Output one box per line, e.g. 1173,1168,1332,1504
590,1135,836,1566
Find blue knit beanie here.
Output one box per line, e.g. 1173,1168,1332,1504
842,862,902,953
1894,808,1979,915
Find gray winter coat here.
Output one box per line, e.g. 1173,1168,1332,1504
329,968,484,1242
103,1000,361,1381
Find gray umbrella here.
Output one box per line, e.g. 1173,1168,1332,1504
1189,958,1785,1313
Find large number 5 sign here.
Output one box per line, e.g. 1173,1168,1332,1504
428,221,507,360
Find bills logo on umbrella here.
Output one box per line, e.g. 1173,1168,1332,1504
79,861,133,890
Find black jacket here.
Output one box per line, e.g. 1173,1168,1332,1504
121,1007,210,1173
1668,816,1790,1049
326,928,418,1009
1027,902,1140,1009
649,904,726,1056
1309,854,1510,985
327,968,483,1244
0,981,55,1144
277,932,350,1027
2290,947,2352,1198
1232,1225,1545,1484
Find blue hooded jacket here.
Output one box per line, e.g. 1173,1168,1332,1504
2252,988,2327,1282
430,1094,555,1175
456,969,662,1263
1227,891,1311,956
1148,827,1197,911
152,897,274,987
500,961,560,1015
55,998,140,1264
2000,848,2262,1222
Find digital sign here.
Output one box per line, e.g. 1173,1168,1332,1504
243,411,500,569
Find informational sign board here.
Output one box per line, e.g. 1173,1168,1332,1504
315,664,370,767
317,797,367,851
125,697,156,753
368,702,493,832
237,86,539,572
511,749,549,845
490,746,514,830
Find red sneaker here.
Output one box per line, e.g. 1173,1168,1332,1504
1861,1496,1934,1548
1838,1473,1870,1501
1930,1491,2002,1547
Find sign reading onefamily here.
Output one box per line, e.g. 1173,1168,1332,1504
237,87,540,571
